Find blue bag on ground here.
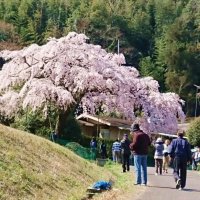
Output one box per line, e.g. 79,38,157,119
92,181,112,190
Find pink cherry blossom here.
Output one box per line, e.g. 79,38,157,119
0,32,185,134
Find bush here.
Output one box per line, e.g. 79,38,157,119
9,108,82,142
10,110,55,138
187,117,200,147
60,115,82,142
65,142,93,160
79,135,92,148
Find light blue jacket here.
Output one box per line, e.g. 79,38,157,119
154,142,164,159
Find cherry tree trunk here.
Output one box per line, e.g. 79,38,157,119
56,110,71,138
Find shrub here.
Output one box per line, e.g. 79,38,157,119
11,111,49,135
9,108,82,142
60,115,82,142
186,117,200,147
10,109,57,138
65,142,93,160
79,135,91,148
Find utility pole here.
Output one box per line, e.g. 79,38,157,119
117,39,119,55
194,84,200,118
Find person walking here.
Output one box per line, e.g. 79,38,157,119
90,137,97,160
153,137,164,175
112,139,121,163
100,140,107,159
163,139,171,173
194,146,200,161
169,130,192,190
121,134,131,172
50,130,58,142
191,146,200,170
130,124,151,186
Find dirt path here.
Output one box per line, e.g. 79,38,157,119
129,167,200,200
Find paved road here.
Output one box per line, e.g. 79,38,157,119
133,167,200,200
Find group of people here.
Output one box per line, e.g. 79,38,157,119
112,124,151,183
90,134,132,171
112,134,132,172
132,126,193,191
127,125,196,191
90,137,108,160
90,123,195,191
110,124,151,186
153,138,171,175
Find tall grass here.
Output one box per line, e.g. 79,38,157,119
0,124,137,200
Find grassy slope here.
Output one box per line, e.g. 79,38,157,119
0,124,134,200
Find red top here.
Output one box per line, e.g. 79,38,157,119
130,131,151,155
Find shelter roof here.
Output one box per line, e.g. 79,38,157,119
76,113,132,130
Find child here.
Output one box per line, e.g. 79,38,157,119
163,139,171,173
154,138,164,175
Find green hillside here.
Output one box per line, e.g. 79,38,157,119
0,124,133,200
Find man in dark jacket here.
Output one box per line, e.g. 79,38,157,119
130,124,151,185
169,130,192,190
121,134,131,172
100,140,107,159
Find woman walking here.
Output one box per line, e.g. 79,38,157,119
154,138,164,175
163,139,171,173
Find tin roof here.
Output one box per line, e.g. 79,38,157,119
76,114,132,130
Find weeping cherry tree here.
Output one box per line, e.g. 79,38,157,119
0,32,185,135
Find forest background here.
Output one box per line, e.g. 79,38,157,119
0,0,200,117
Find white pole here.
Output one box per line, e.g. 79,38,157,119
195,87,198,118
194,85,200,118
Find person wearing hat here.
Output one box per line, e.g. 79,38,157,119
121,134,131,172
153,137,164,175
129,124,151,185
169,130,192,190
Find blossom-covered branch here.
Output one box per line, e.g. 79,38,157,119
0,32,185,134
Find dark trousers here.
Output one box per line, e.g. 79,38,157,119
173,157,187,188
122,154,130,172
155,159,163,174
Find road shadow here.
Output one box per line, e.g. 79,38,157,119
182,188,200,193
148,173,172,177
147,185,177,190
147,185,200,193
